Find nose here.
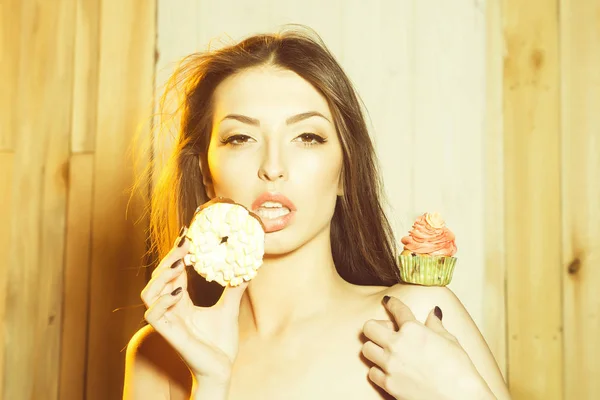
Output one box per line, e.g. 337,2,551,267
258,142,287,182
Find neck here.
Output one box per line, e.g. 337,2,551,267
238,227,351,337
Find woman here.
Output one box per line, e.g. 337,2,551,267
124,27,511,399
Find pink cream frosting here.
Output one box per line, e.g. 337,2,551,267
401,212,457,257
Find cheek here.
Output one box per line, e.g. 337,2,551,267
290,151,342,227
297,151,342,191
207,148,256,197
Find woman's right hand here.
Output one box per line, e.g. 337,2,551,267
141,227,249,384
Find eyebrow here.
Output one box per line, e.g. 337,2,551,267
220,111,331,126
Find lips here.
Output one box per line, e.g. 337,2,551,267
251,192,297,212
251,192,297,233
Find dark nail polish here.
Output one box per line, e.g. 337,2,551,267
383,295,390,304
178,226,187,237
170,259,182,269
177,235,187,247
171,287,182,296
434,306,443,320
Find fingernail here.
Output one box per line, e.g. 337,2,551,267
434,306,443,320
171,287,182,296
383,295,390,304
170,259,182,269
173,227,188,247
177,235,187,247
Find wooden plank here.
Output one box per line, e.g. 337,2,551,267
59,154,94,400
0,153,14,396
267,0,343,56
86,1,155,398
367,0,416,242
153,0,203,190
503,0,563,398
339,0,382,148
410,0,487,327
2,0,76,398
196,0,272,51
71,0,101,153
483,0,507,378
560,0,600,398
0,0,21,151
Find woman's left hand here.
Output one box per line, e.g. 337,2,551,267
362,295,496,400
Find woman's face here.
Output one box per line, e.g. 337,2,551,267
203,66,344,254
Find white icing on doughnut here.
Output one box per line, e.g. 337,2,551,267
184,201,265,287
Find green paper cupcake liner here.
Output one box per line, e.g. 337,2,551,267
398,254,457,286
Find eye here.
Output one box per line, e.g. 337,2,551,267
221,134,254,146
294,133,327,146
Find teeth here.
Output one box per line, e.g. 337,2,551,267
256,207,290,220
260,201,284,208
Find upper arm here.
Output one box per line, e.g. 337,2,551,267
388,284,511,400
123,324,193,400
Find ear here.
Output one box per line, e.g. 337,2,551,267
198,156,215,199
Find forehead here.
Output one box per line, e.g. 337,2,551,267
211,66,333,123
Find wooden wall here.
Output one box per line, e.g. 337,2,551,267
488,0,600,398
502,0,563,396
559,0,600,398
1,0,598,399
0,1,155,399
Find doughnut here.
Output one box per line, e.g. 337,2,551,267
183,198,265,287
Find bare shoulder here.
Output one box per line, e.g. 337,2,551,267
353,282,478,331
380,283,511,399
381,283,488,356
381,283,468,323
124,324,192,399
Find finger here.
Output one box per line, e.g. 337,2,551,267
151,228,191,279
424,306,455,339
367,366,388,392
146,233,191,301
384,295,418,328
361,341,389,371
363,319,395,349
217,281,250,315
424,306,444,330
144,287,185,325
141,260,186,307
172,226,189,247
374,320,396,331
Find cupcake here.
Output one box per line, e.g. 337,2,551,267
398,212,457,286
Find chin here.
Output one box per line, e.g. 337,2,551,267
263,231,302,256
262,221,330,257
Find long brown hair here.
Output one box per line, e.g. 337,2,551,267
149,26,400,304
